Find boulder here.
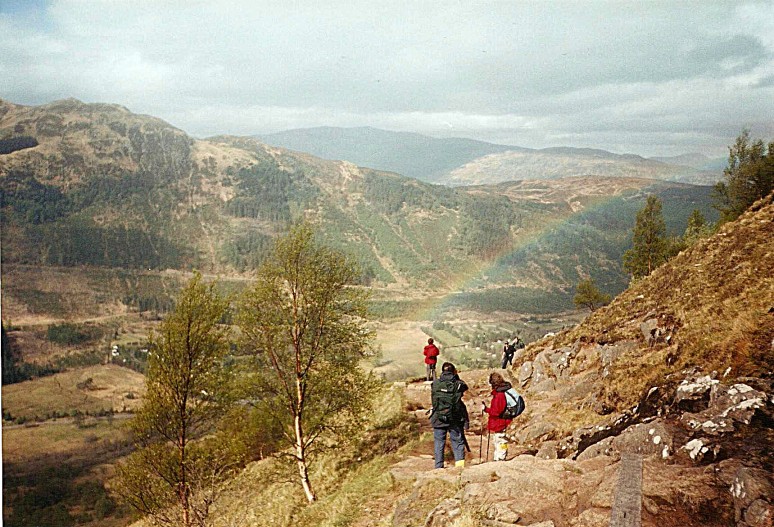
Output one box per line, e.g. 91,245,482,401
460,456,581,526
547,347,575,378
575,436,617,462
425,498,462,527
518,361,534,387
675,375,718,411
531,355,552,386
532,378,557,393
613,421,673,459
536,441,559,460
679,382,767,437
731,467,774,523
744,499,773,527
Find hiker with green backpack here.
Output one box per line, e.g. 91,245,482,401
430,362,470,469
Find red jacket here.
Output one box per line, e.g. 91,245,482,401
485,389,513,432
423,343,439,365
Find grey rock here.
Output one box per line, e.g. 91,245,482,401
518,361,534,387
547,349,573,378
425,498,462,527
731,467,774,523
640,318,659,345
531,378,556,393
575,436,617,462
536,441,559,460
610,421,673,459
675,375,718,401
518,421,557,443
484,502,521,524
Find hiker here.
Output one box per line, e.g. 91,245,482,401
482,372,513,461
501,336,524,369
501,339,516,369
430,362,470,469
423,338,440,381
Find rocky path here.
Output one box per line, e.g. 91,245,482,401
384,373,772,527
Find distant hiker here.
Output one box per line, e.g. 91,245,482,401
430,362,470,469
483,372,514,461
423,338,440,381
501,339,516,369
501,336,524,369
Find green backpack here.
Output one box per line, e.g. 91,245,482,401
432,379,464,425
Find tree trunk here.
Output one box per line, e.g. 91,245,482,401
179,433,191,527
295,413,316,503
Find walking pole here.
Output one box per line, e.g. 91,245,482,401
486,430,491,463
478,409,484,463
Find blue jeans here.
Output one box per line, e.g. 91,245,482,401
433,426,465,468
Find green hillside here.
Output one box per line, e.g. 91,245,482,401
1,99,718,320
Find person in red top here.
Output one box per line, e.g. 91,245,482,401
423,338,440,381
482,371,513,461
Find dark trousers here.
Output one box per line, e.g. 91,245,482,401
501,353,514,369
433,426,465,468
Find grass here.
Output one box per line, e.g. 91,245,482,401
546,192,774,412
2,364,145,421
3,419,134,527
203,384,424,527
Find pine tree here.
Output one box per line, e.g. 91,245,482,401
116,273,239,527
573,278,611,312
238,223,376,503
623,195,669,279
714,129,774,223
682,209,712,246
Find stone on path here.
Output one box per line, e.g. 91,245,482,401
610,453,642,527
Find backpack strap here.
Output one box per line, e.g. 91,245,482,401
504,389,518,405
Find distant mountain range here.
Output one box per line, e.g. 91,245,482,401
259,127,724,186
1,98,719,318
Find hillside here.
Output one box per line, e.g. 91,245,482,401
258,126,519,181
182,194,773,527
1,99,719,322
447,147,720,186
258,126,722,186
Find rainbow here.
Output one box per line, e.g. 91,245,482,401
404,188,643,322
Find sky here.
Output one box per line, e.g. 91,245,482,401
1,0,773,157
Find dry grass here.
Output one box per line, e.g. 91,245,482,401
3,419,129,466
2,364,145,420
545,193,774,411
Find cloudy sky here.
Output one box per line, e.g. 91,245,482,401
1,1,773,157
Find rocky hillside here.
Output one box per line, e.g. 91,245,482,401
162,194,772,527
1,98,719,318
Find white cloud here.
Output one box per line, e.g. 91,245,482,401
1,0,773,157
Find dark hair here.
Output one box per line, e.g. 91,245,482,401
489,371,505,388
441,362,456,373
428,338,434,344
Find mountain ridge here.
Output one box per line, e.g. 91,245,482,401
258,125,722,186
1,98,718,318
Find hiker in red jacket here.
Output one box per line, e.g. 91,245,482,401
482,371,513,461
423,338,440,381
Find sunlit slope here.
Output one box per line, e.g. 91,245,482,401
2,98,717,317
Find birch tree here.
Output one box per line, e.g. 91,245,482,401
238,224,376,503
116,273,239,527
